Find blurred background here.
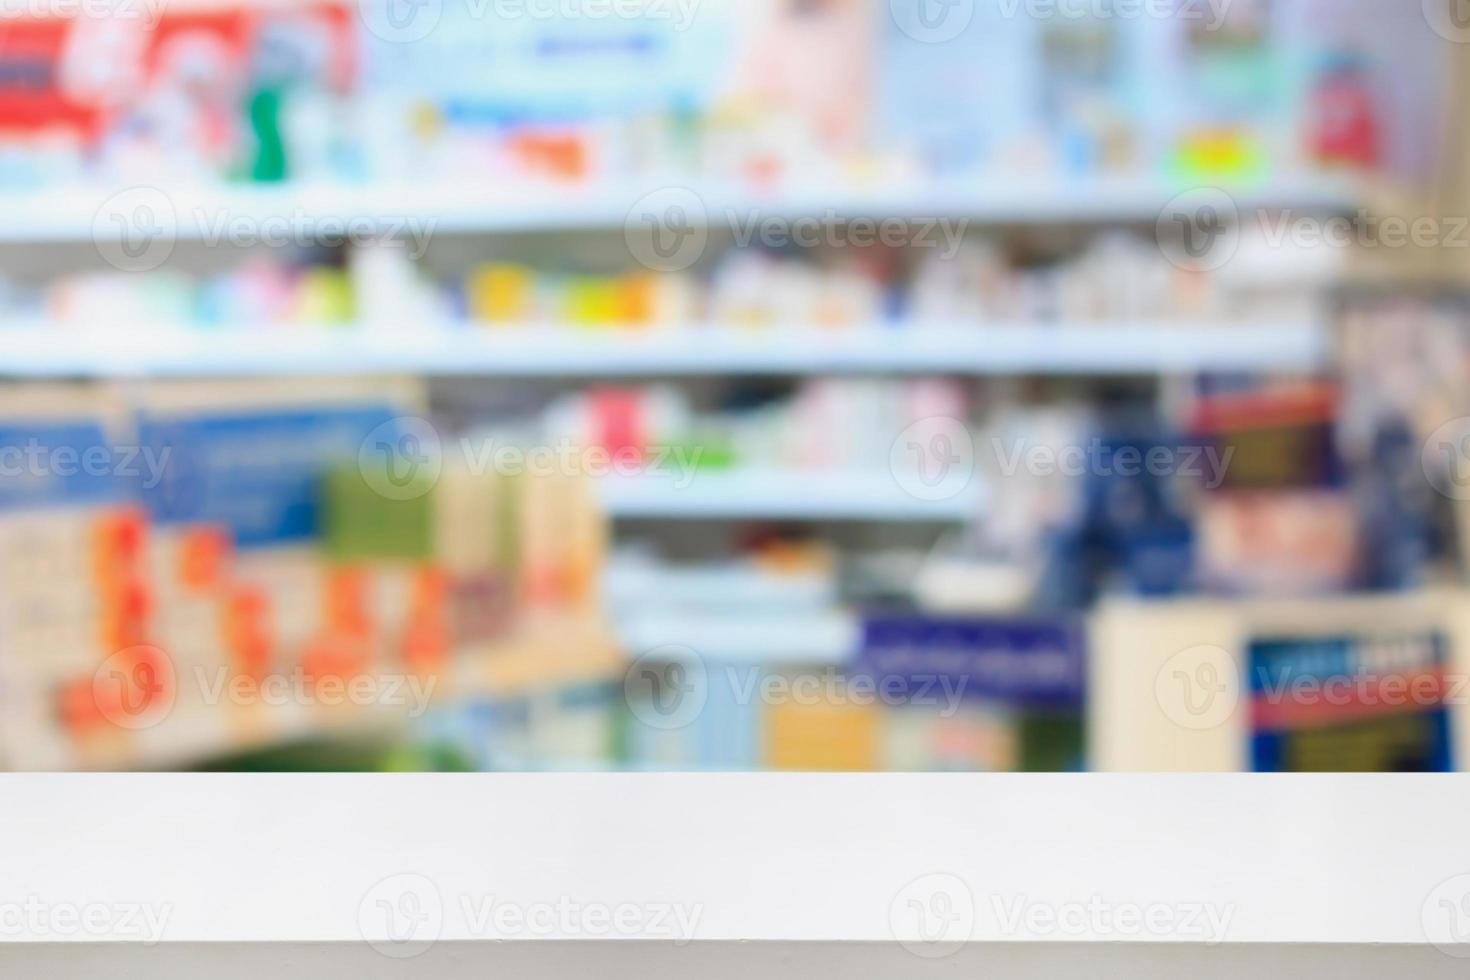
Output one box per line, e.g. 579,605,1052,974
1,0,1468,771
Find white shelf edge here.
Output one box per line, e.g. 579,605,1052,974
0,322,1330,377
615,610,858,665
596,470,983,522
0,174,1364,242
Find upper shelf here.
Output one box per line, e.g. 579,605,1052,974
0,322,1329,377
0,174,1364,242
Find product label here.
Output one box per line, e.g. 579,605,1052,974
1249,632,1453,772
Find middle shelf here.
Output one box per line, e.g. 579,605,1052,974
0,321,1329,377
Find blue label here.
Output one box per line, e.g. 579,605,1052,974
0,421,128,510
137,406,399,548
855,616,1086,709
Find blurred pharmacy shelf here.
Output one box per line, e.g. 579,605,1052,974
0,322,1329,377
615,610,858,665
7,616,621,772
597,470,982,522
0,174,1363,242
0,774,1463,977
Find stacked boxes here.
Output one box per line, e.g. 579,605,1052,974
0,379,616,769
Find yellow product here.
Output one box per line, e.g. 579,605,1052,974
469,264,535,323
765,695,880,771
617,273,659,326
564,276,622,327
295,268,355,324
